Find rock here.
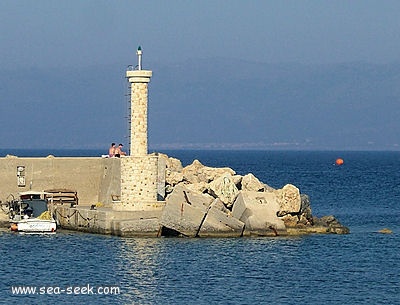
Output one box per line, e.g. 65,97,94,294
209,173,239,207
275,184,301,216
232,191,286,236
263,183,276,192
316,215,350,234
296,194,313,225
278,193,313,227
280,214,299,227
158,153,183,172
378,228,393,234
300,194,312,218
182,159,203,183
159,157,349,237
182,159,235,184
166,170,184,186
158,153,184,186
241,173,265,191
184,182,209,194
198,200,245,237
232,175,243,187
160,184,214,237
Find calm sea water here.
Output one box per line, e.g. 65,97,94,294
1,150,399,305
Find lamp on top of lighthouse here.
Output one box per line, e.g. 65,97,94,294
137,46,142,70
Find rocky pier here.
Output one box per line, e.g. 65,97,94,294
51,153,349,237
156,153,349,237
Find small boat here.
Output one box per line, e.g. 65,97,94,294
8,191,57,234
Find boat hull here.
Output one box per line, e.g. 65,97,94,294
12,218,57,233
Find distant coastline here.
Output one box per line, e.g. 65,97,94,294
2,142,400,156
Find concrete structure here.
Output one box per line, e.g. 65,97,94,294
0,156,120,205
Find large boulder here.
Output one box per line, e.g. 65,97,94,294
263,183,276,192
158,153,183,172
183,181,209,194
232,191,286,236
280,194,313,227
160,184,214,237
241,173,265,191
315,215,350,234
298,194,313,224
232,175,243,187
158,153,184,186
166,171,184,186
275,184,301,216
182,159,235,184
209,173,239,207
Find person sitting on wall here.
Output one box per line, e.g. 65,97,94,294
109,143,116,157
115,143,126,158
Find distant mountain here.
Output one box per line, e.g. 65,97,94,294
0,65,127,150
1,59,399,150
150,59,400,150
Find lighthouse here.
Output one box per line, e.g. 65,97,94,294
116,47,164,211
126,46,152,156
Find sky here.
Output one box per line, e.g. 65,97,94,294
2,0,400,68
1,0,400,151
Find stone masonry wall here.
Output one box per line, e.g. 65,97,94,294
130,80,149,156
118,155,162,210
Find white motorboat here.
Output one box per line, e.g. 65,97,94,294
9,191,57,234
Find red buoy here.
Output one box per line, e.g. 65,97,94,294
335,158,344,166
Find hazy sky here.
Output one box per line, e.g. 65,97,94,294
1,1,400,151
2,0,400,69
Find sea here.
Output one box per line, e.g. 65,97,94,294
0,150,399,305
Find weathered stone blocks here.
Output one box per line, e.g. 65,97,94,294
209,173,239,207
182,159,235,184
127,70,152,156
240,173,265,191
275,184,302,216
119,155,160,210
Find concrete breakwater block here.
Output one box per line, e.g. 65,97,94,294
232,191,286,236
160,185,246,237
159,185,214,237
198,202,245,237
